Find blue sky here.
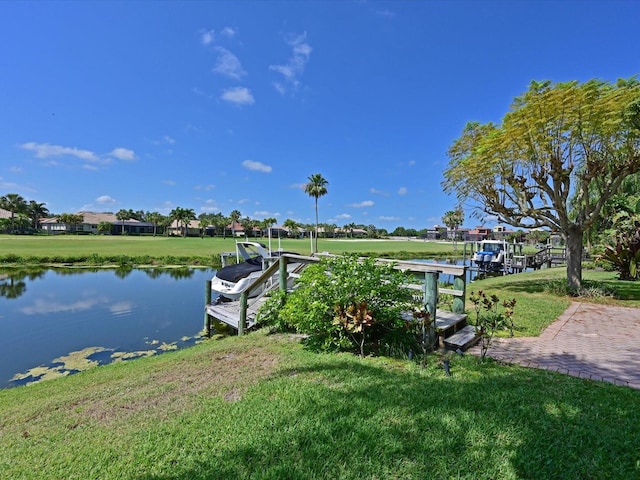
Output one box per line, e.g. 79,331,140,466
1,1,639,231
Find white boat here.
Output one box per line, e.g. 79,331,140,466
211,241,297,301
472,240,507,272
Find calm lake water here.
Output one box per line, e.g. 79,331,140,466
0,267,215,389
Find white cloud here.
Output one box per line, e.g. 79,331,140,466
82,164,99,171
96,195,116,205
201,29,215,45
200,199,220,213
254,210,280,218
369,187,389,196
349,200,374,208
193,184,216,191
269,31,312,94
9,166,23,173
398,187,408,195
110,147,136,161
163,135,175,144
220,27,236,38
0,177,36,192
212,47,246,80
242,160,272,173
20,142,99,162
378,216,400,221
335,213,351,219
162,180,176,186
237,198,249,204
408,160,416,166
220,87,255,105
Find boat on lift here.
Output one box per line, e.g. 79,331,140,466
472,240,508,272
211,241,297,301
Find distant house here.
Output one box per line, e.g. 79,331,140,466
0,208,11,220
466,227,492,242
167,219,202,237
40,212,154,235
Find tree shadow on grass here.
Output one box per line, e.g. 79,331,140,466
136,357,640,480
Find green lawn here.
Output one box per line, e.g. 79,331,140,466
0,235,461,265
1,331,638,479
2,235,640,478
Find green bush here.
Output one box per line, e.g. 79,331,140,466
262,255,418,357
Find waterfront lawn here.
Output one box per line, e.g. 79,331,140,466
465,267,640,336
1,331,639,479
0,235,460,264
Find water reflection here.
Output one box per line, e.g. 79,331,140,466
0,267,215,388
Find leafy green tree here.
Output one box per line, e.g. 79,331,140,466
260,255,416,357
58,213,84,233
598,205,640,280
26,200,49,230
304,173,328,253
283,218,300,237
97,222,112,234
169,207,196,237
146,211,164,236
0,193,27,233
442,209,464,242
260,217,277,237
116,209,131,235
443,78,640,290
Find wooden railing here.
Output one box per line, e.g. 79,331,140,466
230,255,467,335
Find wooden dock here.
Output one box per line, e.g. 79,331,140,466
205,297,267,330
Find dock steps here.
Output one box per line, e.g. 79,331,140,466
443,325,479,351
205,296,268,330
402,309,477,351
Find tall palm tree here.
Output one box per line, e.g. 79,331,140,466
147,212,163,236
0,193,27,233
304,173,328,253
283,218,300,237
116,209,131,235
26,200,49,230
229,209,242,236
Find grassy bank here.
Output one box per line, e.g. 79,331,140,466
0,235,462,266
1,330,639,479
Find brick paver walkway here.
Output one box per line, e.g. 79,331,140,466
468,302,640,389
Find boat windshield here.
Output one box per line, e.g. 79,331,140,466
480,242,503,254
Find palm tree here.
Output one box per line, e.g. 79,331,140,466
26,200,49,230
442,209,465,249
229,209,242,236
283,218,300,238
147,212,164,236
0,193,27,233
304,173,328,253
116,209,131,235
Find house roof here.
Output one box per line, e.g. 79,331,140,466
0,208,11,219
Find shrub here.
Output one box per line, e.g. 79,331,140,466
260,255,418,357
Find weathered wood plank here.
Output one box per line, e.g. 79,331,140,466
443,325,479,350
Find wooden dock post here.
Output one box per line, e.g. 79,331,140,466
452,274,465,314
204,279,212,337
238,292,247,335
279,256,287,292
424,271,439,349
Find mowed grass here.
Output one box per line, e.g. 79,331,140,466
3,235,640,478
1,331,639,480
0,234,461,262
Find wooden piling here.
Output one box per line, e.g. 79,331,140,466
452,274,465,314
238,292,247,335
424,271,439,349
279,256,287,292
204,279,212,337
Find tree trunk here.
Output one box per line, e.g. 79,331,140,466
565,227,583,291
